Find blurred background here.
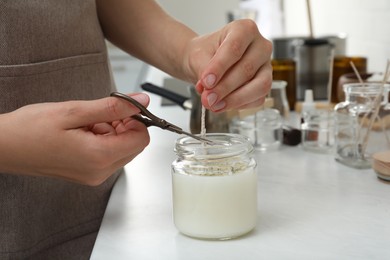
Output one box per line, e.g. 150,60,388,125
108,0,390,103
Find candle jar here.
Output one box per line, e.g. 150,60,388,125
334,83,390,169
172,134,257,240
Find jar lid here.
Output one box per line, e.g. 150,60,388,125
343,83,390,94
372,150,390,181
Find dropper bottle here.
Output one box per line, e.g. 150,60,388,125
301,89,316,116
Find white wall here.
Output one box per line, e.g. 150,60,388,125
283,0,390,72
156,0,390,72
157,0,239,34
240,0,284,39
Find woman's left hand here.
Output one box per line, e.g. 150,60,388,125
184,19,273,112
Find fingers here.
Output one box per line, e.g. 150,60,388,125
59,93,150,129
201,61,272,112
86,120,150,170
105,120,150,157
234,96,266,111
196,20,273,112
199,20,259,90
81,112,150,166
89,123,117,136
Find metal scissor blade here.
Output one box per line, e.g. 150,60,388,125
110,92,214,144
166,124,214,144
179,130,215,144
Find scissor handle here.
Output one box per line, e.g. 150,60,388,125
110,92,158,120
110,92,181,130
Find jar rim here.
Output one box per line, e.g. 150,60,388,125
343,83,390,94
174,133,253,160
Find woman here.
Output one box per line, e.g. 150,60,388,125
0,0,272,258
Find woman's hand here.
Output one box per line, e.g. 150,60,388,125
0,93,150,186
97,2,271,112
184,19,273,112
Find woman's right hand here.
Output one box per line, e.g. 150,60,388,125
0,93,150,186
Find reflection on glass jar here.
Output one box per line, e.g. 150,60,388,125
337,72,373,102
229,108,283,152
334,83,390,169
172,134,257,240
301,110,335,153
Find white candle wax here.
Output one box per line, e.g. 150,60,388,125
172,168,257,240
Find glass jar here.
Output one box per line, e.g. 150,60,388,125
334,83,390,169
172,134,257,240
337,72,373,102
229,108,282,152
301,109,335,153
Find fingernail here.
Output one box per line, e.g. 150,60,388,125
204,74,216,89
131,93,149,105
207,93,218,106
212,100,226,111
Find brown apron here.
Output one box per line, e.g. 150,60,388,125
0,0,120,259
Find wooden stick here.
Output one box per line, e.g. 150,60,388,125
306,0,314,38
349,61,364,83
349,61,370,140
361,60,390,155
352,60,367,142
327,49,335,105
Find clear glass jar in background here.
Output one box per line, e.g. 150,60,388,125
301,110,335,153
337,72,373,102
172,134,257,240
334,83,390,169
229,108,283,152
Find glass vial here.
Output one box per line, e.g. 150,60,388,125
229,108,283,152
334,83,390,169
301,110,335,153
172,134,257,240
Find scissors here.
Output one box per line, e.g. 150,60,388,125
110,92,214,144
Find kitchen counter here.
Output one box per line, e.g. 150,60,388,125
90,67,390,260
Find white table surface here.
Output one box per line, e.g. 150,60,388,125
91,68,390,260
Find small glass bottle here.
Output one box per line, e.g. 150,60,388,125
172,134,257,240
301,109,335,153
334,83,390,169
229,108,283,152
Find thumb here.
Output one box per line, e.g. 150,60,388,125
59,93,150,128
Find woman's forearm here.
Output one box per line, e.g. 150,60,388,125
96,0,198,82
